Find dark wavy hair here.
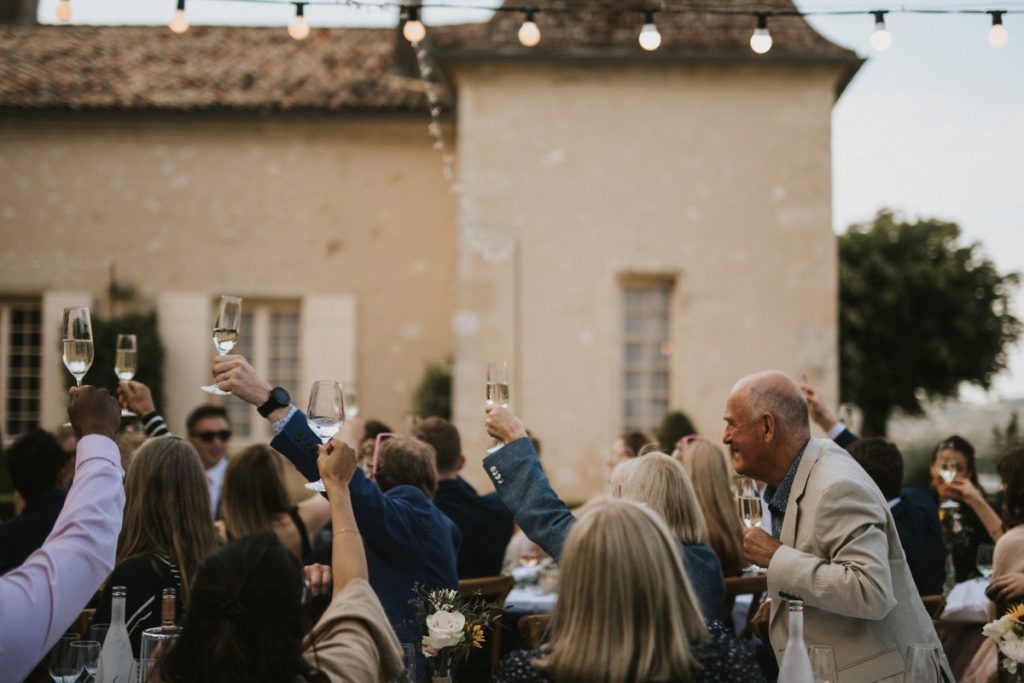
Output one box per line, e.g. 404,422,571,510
930,435,982,489
997,447,1024,531
159,533,327,683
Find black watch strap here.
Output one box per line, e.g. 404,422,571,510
257,387,291,418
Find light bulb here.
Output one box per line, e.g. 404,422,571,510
55,0,71,22
989,12,1009,48
288,4,309,41
870,12,891,51
638,10,661,51
168,0,188,34
518,10,540,47
403,6,426,44
750,14,772,55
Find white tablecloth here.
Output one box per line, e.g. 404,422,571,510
941,578,991,624
504,585,557,614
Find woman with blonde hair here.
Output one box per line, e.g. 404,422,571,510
93,436,218,655
494,500,764,683
675,436,746,579
483,407,724,620
219,444,330,561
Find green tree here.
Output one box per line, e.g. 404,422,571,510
412,359,452,420
839,210,1020,436
62,311,166,412
993,412,1024,454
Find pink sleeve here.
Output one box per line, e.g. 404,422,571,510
0,434,125,681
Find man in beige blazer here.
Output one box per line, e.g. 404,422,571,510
726,371,952,683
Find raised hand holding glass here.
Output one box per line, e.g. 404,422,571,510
201,296,241,395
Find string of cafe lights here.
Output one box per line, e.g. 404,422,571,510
51,1,1021,51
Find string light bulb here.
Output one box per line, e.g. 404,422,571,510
55,0,72,22
870,11,892,51
288,3,310,41
168,0,189,34
750,13,773,54
988,11,1008,48
518,9,540,47
403,6,426,44
638,9,662,51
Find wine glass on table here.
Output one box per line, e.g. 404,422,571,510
304,380,345,493
735,476,767,574
808,645,837,683
977,544,995,579
904,645,940,682
48,633,83,683
201,295,242,395
72,640,100,682
62,307,93,388
115,334,138,416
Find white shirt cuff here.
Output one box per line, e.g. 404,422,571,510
270,405,298,435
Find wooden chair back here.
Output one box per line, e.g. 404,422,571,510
517,614,551,651
459,575,515,672
920,594,946,619
724,575,768,639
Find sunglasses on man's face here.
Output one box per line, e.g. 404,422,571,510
193,430,232,444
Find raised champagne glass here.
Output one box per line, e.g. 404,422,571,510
485,360,510,408
735,476,767,573
304,381,346,493
938,454,961,509
201,295,242,395
62,307,94,388
115,334,138,416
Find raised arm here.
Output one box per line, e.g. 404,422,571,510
483,406,576,560
0,387,125,682
317,439,367,593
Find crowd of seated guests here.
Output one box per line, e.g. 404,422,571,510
9,365,1024,683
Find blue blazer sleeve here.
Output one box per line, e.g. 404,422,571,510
833,427,859,450
269,410,322,482
482,437,576,560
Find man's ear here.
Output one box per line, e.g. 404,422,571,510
457,454,466,472
762,414,777,444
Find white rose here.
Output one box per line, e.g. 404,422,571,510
424,610,466,650
983,616,1012,639
998,635,1024,664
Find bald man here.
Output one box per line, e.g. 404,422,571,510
723,371,951,683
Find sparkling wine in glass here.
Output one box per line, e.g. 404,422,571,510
115,334,138,416
485,360,509,408
735,476,767,573
49,633,83,683
304,381,345,493
62,307,94,388
201,295,242,395
343,387,360,420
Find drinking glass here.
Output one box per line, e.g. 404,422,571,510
977,543,995,579
72,640,100,681
904,645,940,682
938,454,961,509
62,307,94,388
485,360,510,408
201,295,242,395
87,623,109,646
343,386,359,420
139,626,179,682
115,334,138,416
48,633,83,683
735,476,766,573
303,381,345,493
808,645,838,683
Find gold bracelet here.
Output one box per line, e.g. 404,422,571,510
335,529,361,534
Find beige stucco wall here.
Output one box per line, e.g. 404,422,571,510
451,62,842,500
0,116,456,437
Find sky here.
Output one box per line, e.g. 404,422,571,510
34,0,1024,401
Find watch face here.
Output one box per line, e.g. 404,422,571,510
271,387,290,405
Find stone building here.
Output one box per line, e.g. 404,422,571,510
0,1,860,498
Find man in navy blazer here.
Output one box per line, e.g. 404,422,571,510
413,417,514,579
212,355,460,649
847,438,946,596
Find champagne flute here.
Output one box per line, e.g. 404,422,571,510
485,360,510,408
735,476,766,573
201,295,242,395
49,633,83,683
62,307,94,388
904,645,940,682
304,381,345,493
938,455,961,509
977,543,995,579
343,386,360,420
115,334,138,416
72,640,101,681
808,645,838,683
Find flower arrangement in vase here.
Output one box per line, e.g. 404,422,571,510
412,586,500,682
982,602,1024,681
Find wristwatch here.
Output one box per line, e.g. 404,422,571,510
257,386,291,418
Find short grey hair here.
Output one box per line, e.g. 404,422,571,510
748,383,810,434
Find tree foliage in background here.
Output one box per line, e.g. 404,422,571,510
656,410,697,452
992,412,1024,455
840,210,1020,436
62,311,166,413
412,359,452,420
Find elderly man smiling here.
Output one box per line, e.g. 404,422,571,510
724,371,951,683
